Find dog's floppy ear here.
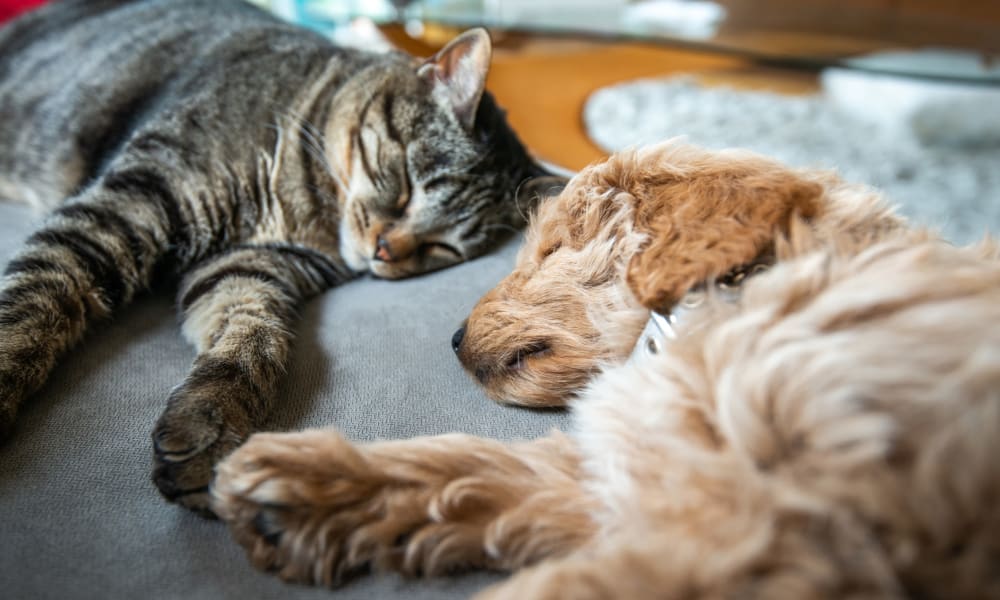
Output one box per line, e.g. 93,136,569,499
626,163,823,312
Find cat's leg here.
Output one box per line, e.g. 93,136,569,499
211,428,597,586
152,244,345,515
0,170,178,439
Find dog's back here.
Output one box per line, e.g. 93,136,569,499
574,232,1000,597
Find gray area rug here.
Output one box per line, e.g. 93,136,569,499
584,77,1000,244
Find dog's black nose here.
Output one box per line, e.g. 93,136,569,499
451,326,466,353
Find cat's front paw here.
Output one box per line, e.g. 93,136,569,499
151,382,254,517
212,429,456,586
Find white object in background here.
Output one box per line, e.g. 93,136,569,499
822,49,1000,147
622,0,725,39
329,17,395,52
482,0,627,29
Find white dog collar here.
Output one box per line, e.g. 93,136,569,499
632,290,711,360
631,261,769,360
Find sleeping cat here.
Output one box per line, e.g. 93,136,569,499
0,0,550,515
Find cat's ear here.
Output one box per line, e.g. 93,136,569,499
418,28,492,130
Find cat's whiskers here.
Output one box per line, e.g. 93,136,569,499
512,176,534,225
274,109,350,198
268,119,324,171
479,223,521,237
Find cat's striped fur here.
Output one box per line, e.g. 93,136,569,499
0,0,549,515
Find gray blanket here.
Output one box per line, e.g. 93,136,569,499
0,199,569,599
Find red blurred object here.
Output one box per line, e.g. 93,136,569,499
0,0,47,24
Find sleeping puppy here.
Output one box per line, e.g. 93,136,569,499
452,141,903,406
211,141,1000,598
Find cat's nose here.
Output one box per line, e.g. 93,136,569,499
374,235,393,262
374,231,417,263
451,326,465,353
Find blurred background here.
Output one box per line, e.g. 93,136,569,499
242,0,1000,241
3,0,997,240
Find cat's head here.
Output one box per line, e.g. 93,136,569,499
326,28,556,279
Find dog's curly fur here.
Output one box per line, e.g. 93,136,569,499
212,142,1000,598
454,142,903,406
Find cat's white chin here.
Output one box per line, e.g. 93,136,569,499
338,221,372,273
368,261,416,280
342,248,370,273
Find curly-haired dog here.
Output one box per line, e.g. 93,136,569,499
451,142,902,406
212,143,1000,598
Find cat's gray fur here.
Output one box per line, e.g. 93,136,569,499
0,0,551,515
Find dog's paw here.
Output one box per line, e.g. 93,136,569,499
476,569,572,600
151,383,253,517
475,559,607,600
212,429,488,586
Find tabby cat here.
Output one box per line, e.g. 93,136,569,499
0,0,550,515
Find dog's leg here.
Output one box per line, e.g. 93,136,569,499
212,428,597,586
475,554,626,600
476,523,905,600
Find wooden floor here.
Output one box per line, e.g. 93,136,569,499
487,39,820,171
381,0,1000,172
382,26,820,172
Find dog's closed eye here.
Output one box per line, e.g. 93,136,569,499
505,342,552,371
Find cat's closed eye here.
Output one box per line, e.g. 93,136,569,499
421,175,452,193
420,241,462,260
393,161,411,215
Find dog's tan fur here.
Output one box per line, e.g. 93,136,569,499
212,142,1000,598
455,142,904,406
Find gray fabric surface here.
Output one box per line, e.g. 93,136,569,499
0,200,569,599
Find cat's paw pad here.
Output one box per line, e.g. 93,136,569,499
152,391,251,517
212,430,435,585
